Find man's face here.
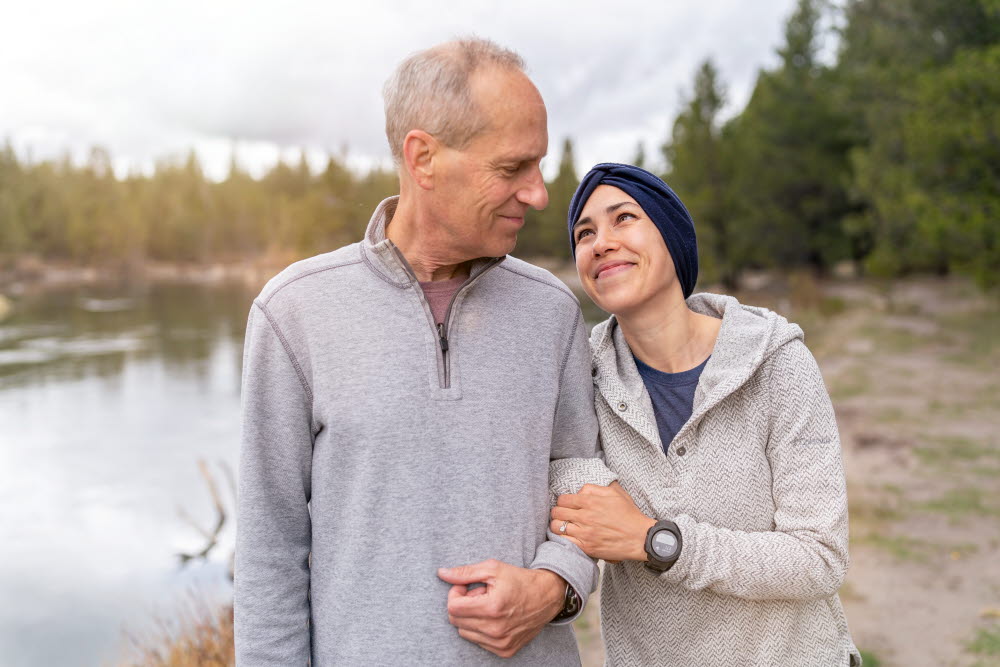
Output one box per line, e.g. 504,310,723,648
431,67,549,259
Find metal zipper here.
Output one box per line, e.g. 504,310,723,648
433,259,506,388
384,241,502,389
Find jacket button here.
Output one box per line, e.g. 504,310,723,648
618,402,628,412
676,446,687,456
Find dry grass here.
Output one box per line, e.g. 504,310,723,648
118,597,233,667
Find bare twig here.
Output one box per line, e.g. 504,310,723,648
176,459,227,566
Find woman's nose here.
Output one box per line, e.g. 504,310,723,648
592,227,618,256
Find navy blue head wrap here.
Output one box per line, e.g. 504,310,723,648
567,163,699,298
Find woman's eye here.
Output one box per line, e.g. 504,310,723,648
616,212,635,223
577,229,594,241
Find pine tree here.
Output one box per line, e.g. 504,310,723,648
726,0,854,273
663,59,737,287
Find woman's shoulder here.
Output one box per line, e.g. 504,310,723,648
761,337,829,406
587,315,617,352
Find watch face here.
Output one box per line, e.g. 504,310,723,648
651,529,678,559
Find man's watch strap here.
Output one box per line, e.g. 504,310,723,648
551,583,581,622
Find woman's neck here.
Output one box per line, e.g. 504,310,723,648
617,295,721,374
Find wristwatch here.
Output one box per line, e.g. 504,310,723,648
643,519,682,573
551,583,581,622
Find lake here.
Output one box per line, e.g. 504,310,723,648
0,282,253,666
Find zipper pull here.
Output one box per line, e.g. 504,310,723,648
437,323,449,352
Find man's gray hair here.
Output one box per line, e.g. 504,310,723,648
383,38,526,164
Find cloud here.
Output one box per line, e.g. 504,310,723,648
0,0,799,179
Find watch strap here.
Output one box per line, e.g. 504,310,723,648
551,583,581,622
644,519,682,573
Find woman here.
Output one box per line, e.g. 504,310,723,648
549,163,861,666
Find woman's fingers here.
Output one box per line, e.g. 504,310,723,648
550,505,579,522
549,518,572,534
549,519,586,550
556,493,587,509
579,483,615,495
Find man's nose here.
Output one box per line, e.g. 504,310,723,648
518,167,549,211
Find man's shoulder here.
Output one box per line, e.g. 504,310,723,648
256,243,364,308
497,256,580,306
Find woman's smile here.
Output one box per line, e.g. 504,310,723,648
595,261,635,280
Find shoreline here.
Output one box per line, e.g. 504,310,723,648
0,255,581,296
0,257,291,295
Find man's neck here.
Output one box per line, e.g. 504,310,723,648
617,292,720,374
386,197,472,282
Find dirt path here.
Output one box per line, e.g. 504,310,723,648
819,279,1000,666
573,277,1000,666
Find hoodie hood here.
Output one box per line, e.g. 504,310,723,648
589,293,803,449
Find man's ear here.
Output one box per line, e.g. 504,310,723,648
402,130,438,190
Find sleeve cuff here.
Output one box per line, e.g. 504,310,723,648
529,535,599,625
655,513,696,584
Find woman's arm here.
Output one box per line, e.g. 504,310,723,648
553,340,850,603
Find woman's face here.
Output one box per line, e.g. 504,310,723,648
572,184,680,317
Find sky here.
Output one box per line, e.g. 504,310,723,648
0,0,806,181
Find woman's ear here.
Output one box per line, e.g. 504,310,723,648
402,130,437,190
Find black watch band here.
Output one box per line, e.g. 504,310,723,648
551,583,581,622
644,519,682,573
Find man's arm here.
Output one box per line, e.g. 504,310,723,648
527,307,613,621
440,308,609,657
234,301,313,665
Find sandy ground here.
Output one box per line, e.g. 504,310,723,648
572,277,1000,667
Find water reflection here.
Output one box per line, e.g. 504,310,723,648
0,283,252,390
0,282,254,666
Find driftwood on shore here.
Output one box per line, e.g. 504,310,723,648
177,459,236,581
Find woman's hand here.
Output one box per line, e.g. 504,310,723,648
550,482,657,563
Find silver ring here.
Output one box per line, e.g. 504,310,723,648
559,521,569,534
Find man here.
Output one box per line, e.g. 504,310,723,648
234,38,613,665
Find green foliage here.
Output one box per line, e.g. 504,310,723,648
521,137,577,258
0,147,398,267
899,44,1000,287
838,0,1000,286
966,625,1000,658
663,59,741,287
654,0,1000,289
724,0,855,273
858,649,882,666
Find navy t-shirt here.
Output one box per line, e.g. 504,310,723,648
633,354,710,454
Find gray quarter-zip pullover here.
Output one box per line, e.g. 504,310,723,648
235,196,606,665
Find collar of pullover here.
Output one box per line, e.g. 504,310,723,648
361,196,504,288
590,293,803,429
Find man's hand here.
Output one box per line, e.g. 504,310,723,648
437,559,565,658
550,482,656,563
